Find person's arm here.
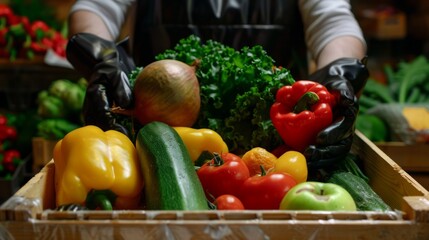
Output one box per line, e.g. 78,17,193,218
299,0,366,69
317,36,365,69
67,0,134,41
66,1,137,135
69,10,113,40
299,0,369,168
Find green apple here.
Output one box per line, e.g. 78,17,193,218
279,181,357,211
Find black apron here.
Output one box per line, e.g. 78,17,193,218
132,0,308,79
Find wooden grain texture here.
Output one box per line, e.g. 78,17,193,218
9,159,56,215
32,138,58,174
1,219,429,240
376,142,429,172
1,131,429,239
353,131,429,214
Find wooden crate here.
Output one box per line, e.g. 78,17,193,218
0,156,29,204
1,131,429,239
376,142,429,190
356,8,407,40
31,137,58,174
376,142,429,172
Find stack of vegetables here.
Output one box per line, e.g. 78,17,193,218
0,4,67,61
35,78,87,141
53,122,390,212
154,35,295,153
51,35,391,213
357,55,429,143
0,114,24,180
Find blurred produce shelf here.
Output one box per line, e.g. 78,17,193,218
0,59,80,111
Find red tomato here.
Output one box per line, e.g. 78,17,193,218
239,171,297,210
197,152,250,200
214,194,245,210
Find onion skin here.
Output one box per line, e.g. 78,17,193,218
133,59,201,127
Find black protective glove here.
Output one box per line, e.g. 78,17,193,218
305,57,369,169
66,33,135,135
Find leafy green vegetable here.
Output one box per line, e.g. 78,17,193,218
128,67,143,89
356,114,389,142
10,0,61,30
362,79,395,105
155,35,295,153
37,118,80,141
4,111,41,155
358,55,429,142
360,55,429,113
384,55,429,103
36,78,86,141
37,91,68,118
48,79,86,112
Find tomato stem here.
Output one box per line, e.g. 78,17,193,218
259,165,267,176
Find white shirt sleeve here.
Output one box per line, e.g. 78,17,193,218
70,0,365,60
299,0,366,60
69,0,135,39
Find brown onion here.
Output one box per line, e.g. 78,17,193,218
131,59,201,127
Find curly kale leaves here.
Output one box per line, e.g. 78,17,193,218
128,67,143,89
156,35,295,153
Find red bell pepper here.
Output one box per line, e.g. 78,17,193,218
30,41,47,54
0,4,12,15
30,20,50,40
197,152,250,200
270,80,336,152
239,166,297,210
0,4,13,24
51,31,68,57
0,27,7,46
0,125,17,141
1,149,21,173
0,5,67,61
0,115,7,125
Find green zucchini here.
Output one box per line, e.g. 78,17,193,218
334,153,370,183
136,121,208,210
327,171,391,212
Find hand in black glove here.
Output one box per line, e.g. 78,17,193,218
305,57,369,169
66,33,135,135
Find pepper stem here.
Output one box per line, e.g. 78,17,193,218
85,189,117,210
293,92,319,113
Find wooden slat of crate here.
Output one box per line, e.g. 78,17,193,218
1,215,429,240
1,131,429,239
352,131,428,211
32,137,58,174
376,142,429,172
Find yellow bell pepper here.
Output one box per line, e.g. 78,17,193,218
173,127,229,163
53,125,143,210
